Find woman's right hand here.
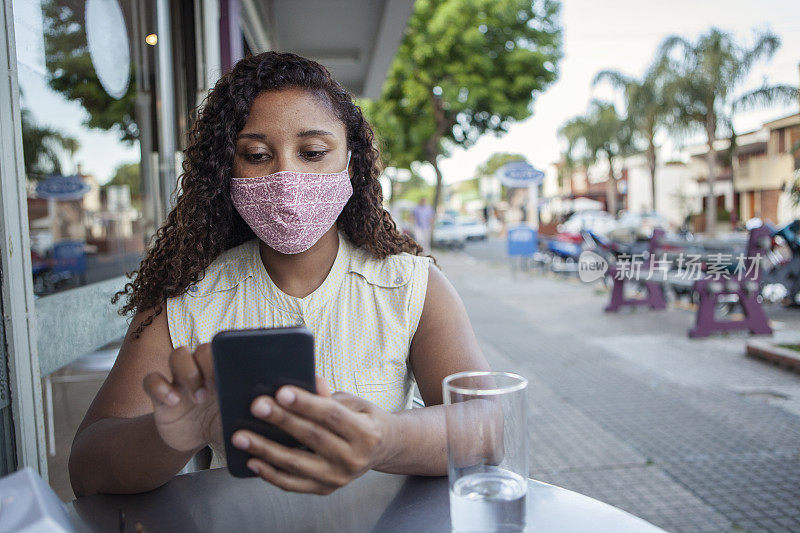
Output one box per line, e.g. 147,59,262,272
142,343,223,453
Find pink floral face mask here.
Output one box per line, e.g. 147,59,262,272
230,150,352,254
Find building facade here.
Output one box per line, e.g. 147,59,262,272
733,113,800,226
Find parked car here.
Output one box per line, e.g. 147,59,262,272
455,216,488,241
432,218,466,249
557,210,616,236
609,211,671,241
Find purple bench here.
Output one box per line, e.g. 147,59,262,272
604,229,667,312
689,225,773,338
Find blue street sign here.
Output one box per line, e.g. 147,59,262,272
507,225,538,256
496,161,544,188
52,241,87,274
35,174,91,201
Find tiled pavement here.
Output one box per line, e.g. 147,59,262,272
441,244,800,533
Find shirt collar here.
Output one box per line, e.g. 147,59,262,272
251,231,351,316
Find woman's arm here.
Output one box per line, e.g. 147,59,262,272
374,263,492,475
69,413,203,496
68,308,210,496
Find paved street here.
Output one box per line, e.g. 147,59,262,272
439,239,800,533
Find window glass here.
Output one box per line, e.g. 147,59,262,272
13,0,153,296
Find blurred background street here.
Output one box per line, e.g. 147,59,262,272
438,239,800,533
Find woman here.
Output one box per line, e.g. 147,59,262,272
69,51,489,497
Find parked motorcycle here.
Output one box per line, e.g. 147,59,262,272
538,232,583,274
761,220,800,306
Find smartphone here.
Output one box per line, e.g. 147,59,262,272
211,326,316,478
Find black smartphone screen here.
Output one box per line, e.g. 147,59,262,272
211,326,316,478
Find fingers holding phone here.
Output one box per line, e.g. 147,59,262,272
232,384,397,495
143,343,222,453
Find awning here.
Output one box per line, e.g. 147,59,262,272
240,0,415,98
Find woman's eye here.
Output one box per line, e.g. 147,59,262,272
245,153,269,162
242,150,327,163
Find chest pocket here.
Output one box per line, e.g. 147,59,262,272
354,362,410,413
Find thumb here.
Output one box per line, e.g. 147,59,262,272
315,376,332,397
332,391,371,412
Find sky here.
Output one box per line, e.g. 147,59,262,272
433,0,800,185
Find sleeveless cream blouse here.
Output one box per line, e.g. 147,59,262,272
165,231,432,467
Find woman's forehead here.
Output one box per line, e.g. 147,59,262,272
242,88,344,137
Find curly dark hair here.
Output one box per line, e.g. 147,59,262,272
113,51,434,338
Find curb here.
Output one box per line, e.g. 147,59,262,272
745,340,800,374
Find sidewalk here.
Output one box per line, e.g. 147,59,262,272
438,246,800,533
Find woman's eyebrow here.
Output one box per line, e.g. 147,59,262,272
296,129,334,138
235,129,334,140
236,132,266,140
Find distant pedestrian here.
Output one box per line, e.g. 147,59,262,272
413,197,434,250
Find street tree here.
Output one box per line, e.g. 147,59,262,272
361,0,562,243
560,100,634,215
20,106,79,180
42,0,138,142
593,64,669,211
657,28,798,234
474,152,527,202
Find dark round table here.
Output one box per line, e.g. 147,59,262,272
66,469,666,532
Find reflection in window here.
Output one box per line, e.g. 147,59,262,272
14,0,152,296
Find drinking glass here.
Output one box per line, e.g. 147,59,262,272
443,371,528,533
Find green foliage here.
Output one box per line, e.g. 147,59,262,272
560,100,634,167
594,66,668,148
360,0,562,210
42,0,138,142
20,106,79,180
456,177,481,195
657,27,796,233
474,152,527,200
560,101,633,213
474,152,527,178
658,28,796,141
396,185,436,204
107,162,141,197
789,170,800,207
593,64,670,208
393,170,435,202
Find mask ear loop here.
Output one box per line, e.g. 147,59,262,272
343,150,352,173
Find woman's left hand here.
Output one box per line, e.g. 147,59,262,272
230,378,398,495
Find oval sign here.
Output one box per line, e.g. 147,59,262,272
496,161,544,188
85,0,131,99
35,175,91,200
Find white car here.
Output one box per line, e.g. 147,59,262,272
557,210,616,235
432,218,466,249
609,211,671,240
455,216,488,241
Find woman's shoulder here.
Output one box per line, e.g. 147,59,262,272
347,243,432,289
181,239,258,299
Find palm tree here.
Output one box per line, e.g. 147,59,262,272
658,28,798,235
20,106,80,180
560,100,635,215
790,169,800,208
592,64,668,212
